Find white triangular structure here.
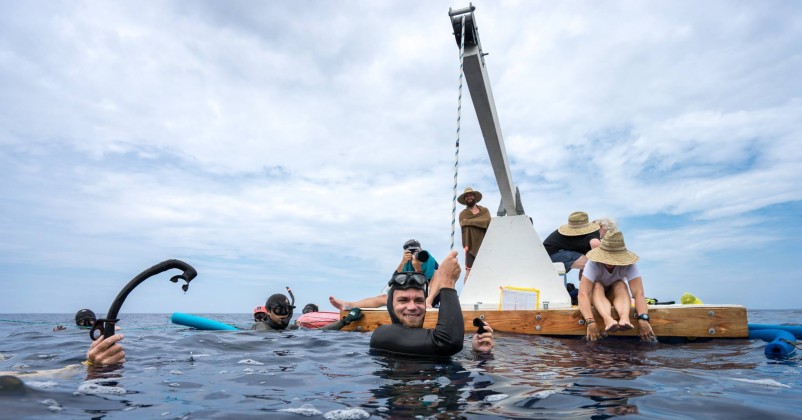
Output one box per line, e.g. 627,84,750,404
459,215,571,310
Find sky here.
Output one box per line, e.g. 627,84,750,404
1,1,800,315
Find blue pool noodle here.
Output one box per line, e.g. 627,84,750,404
171,312,239,331
748,325,797,358
747,323,802,338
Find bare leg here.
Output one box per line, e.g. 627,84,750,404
329,295,387,310
328,296,352,310
610,281,634,330
591,281,618,333
426,271,441,309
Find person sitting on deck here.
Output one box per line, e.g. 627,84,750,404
589,217,618,249
329,239,442,310
370,250,494,355
577,231,656,342
543,211,601,282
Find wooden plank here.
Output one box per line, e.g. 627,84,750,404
339,305,749,338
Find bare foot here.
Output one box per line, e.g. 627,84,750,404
618,320,634,330
604,322,620,333
328,296,351,310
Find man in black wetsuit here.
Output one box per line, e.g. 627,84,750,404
370,250,494,356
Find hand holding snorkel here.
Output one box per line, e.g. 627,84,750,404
89,259,197,340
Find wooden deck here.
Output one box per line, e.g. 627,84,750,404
339,305,749,338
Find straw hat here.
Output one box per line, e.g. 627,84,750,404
586,231,639,266
557,211,600,236
457,187,483,205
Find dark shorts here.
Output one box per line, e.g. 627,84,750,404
465,252,476,269
431,293,441,308
549,250,584,273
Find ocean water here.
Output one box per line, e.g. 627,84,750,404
1,310,800,419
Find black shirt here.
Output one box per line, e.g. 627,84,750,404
543,229,600,256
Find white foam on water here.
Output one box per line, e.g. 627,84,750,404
170,369,183,375
530,390,559,399
484,394,510,402
421,394,440,404
76,380,127,395
27,381,58,389
279,403,322,416
40,398,62,413
238,359,264,365
731,378,791,388
323,408,370,419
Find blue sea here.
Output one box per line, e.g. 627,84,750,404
1,310,800,419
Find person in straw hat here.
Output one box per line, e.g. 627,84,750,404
543,211,601,281
577,231,655,342
458,187,491,280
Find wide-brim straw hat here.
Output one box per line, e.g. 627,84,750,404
457,187,483,205
557,211,600,236
586,231,639,266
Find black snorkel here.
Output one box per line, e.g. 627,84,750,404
89,259,197,340
285,286,295,307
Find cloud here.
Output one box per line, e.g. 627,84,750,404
1,1,800,312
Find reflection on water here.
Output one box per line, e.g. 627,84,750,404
0,311,800,418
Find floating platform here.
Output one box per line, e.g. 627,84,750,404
340,304,749,338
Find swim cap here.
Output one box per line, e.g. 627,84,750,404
75,309,96,327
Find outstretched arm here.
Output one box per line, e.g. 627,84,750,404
629,277,655,341
578,277,602,341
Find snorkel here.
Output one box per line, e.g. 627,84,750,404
89,259,197,340
264,286,296,330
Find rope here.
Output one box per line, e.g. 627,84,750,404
450,15,466,252
780,338,802,350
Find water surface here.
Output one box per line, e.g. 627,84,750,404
1,310,800,418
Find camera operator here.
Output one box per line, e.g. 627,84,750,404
395,239,437,281
329,239,440,310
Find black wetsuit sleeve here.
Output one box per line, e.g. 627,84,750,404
318,319,348,331
369,288,464,357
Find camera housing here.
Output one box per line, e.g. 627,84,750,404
406,247,430,263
